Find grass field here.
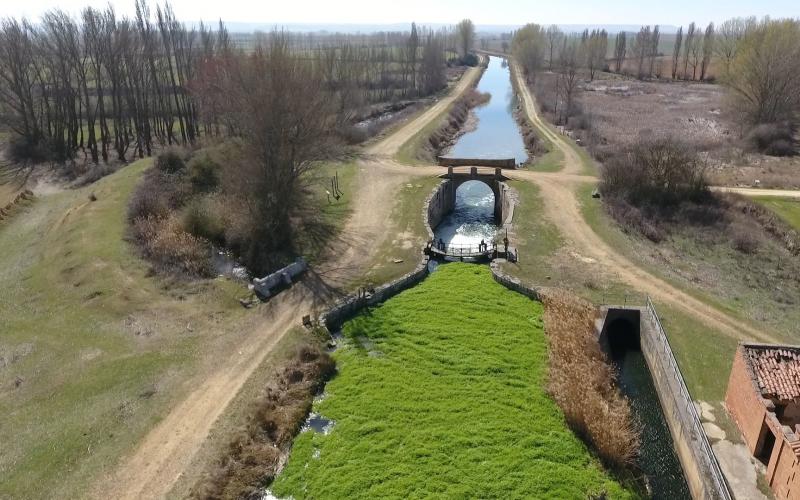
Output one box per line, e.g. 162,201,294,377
755,196,800,231
271,263,636,499
0,159,254,498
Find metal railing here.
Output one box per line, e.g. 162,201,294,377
645,296,733,500
429,241,496,258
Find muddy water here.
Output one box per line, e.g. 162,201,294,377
433,180,497,254
444,56,528,164
613,348,692,499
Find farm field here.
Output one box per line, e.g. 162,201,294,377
271,263,636,499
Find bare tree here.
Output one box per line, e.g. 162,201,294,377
648,25,660,78
555,40,581,125
545,25,563,71
682,22,696,79
700,23,715,80
456,19,475,58
613,31,626,73
715,17,755,74
671,26,683,79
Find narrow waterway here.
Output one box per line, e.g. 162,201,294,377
612,345,692,499
444,56,528,164
434,55,528,253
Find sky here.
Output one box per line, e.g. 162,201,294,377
1,0,799,29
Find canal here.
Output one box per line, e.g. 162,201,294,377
434,56,527,252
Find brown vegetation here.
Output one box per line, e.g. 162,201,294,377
419,88,490,161
190,344,335,500
540,289,640,470
0,188,34,224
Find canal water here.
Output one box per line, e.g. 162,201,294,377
444,56,528,164
612,345,692,498
433,181,497,252
434,56,528,252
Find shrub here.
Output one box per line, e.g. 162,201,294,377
6,133,54,163
746,123,796,156
182,197,225,244
190,345,334,499
187,155,221,193
127,183,171,221
541,290,641,470
131,215,213,277
731,224,760,254
460,53,479,67
155,148,186,174
601,137,708,207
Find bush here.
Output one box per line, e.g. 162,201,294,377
601,137,708,207
182,197,225,244
6,133,54,163
746,123,796,156
127,183,171,221
460,53,479,67
155,148,187,174
731,224,760,254
187,154,221,193
130,215,213,277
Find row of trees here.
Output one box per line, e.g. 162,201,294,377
0,2,459,165
0,2,216,163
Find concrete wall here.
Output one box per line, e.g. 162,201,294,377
639,300,733,500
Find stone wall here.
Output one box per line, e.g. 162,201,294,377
426,179,455,235
319,257,431,332
640,299,733,500
437,156,517,168
488,261,540,300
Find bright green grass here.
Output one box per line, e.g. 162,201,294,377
755,196,800,231
272,264,635,499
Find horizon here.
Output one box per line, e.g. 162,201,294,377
1,0,799,31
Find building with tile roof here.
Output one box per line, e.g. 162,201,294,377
726,343,800,499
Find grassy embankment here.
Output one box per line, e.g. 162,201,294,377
0,156,356,498
272,263,637,499
754,196,800,231
0,159,245,498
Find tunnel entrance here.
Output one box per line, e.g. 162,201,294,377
606,317,641,361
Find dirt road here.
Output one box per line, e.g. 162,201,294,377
94,66,477,500
510,62,778,344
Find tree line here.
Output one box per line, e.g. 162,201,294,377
0,2,459,165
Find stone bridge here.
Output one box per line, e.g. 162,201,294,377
426,166,513,232
436,156,517,169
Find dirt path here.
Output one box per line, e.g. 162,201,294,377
511,60,778,344
94,64,477,500
711,186,800,198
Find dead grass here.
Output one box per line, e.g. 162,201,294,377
541,289,641,471
190,344,335,500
